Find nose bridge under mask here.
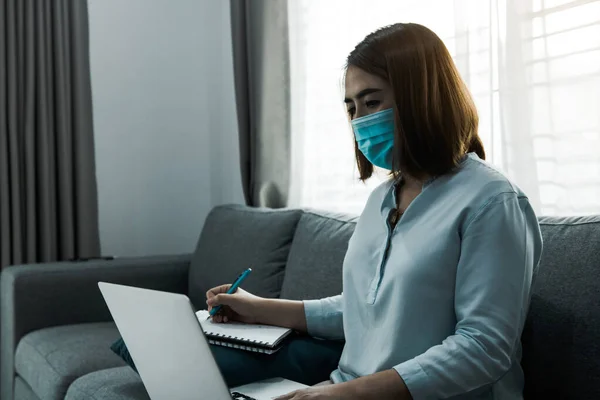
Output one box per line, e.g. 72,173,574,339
351,109,395,139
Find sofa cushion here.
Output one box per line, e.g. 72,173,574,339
522,216,600,399
15,322,126,400
65,366,149,400
14,376,41,400
189,205,303,308
280,210,357,300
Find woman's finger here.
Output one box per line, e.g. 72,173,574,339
273,389,298,400
205,284,232,300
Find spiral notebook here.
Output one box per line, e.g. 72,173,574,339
195,310,292,354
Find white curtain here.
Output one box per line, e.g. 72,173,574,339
288,0,600,216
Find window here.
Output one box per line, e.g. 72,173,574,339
288,0,600,216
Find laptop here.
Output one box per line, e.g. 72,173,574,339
98,282,307,400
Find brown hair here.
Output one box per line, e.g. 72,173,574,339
346,23,485,181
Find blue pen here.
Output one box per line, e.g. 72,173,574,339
207,268,252,319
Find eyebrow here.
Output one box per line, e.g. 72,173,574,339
344,88,382,103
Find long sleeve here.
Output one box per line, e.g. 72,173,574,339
393,192,543,399
303,294,345,340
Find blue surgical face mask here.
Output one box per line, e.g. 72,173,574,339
351,108,395,170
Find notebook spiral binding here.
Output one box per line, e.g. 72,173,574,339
207,339,276,354
209,332,267,346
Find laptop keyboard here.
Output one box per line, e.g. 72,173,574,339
231,391,257,400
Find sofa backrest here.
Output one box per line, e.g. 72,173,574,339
522,215,600,399
188,205,303,308
280,210,357,300
192,205,600,398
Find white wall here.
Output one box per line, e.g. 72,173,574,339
89,0,243,257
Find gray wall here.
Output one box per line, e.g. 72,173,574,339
89,0,243,257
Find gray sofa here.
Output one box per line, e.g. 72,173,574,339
1,205,599,400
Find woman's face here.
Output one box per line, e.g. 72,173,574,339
344,65,395,120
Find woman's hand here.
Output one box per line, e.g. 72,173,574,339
275,370,411,400
207,285,309,331
205,284,263,324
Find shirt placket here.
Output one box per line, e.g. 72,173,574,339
367,202,397,305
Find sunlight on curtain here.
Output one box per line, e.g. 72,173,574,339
288,0,600,216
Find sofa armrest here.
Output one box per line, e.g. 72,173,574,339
1,254,191,332
0,254,191,400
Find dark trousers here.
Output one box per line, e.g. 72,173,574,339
211,335,345,388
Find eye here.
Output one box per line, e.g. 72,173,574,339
366,100,380,108
347,106,356,117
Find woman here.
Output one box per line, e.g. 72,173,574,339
207,23,543,400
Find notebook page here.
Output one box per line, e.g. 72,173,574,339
196,310,291,347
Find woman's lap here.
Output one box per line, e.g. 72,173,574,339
211,335,344,387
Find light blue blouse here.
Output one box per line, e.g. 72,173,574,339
304,153,543,400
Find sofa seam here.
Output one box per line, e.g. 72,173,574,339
216,204,302,215
65,374,103,400
216,205,356,225
71,371,119,400
301,210,357,225
538,220,600,226
17,338,78,398
17,324,122,397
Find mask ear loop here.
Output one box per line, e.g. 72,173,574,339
391,108,402,178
